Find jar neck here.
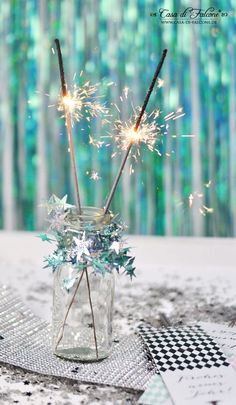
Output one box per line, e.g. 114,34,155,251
65,206,112,231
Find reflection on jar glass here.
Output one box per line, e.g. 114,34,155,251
52,207,115,362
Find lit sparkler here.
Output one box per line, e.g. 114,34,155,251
103,102,189,167
54,39,98,359
54,39,82,213
99,79,191,215
104,49,168,213
106,109,161,161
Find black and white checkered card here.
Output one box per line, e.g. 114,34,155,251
137,323,229,372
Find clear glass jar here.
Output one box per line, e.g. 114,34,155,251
52,207,115,362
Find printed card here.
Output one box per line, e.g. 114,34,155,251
229,354,236,371
161,365,236,405
199,322,236,357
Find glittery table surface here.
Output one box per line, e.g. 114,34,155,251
0,232,236,404
0,284,156,392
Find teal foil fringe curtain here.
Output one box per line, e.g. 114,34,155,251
0,0,236,236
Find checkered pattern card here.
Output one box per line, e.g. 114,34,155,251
137,323,229,372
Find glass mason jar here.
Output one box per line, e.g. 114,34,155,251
52,207,115,362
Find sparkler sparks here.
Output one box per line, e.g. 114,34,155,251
123,86,129,98
205,180,212,188
103,108,163,165
57,82,109,124
86,170,101,181
157,78,164,88
164,108,185,122
99,78,189,170
103,103,188,168
89,135,104,148
176,181,214,217
188,190,214,216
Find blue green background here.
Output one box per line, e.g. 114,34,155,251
0,0,235,236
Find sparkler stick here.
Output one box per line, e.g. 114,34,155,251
104,49,168,214
54,39,98,359
54,39,82,213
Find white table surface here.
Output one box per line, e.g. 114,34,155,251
0,232,236,404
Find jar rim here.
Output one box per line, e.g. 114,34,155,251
75,206,109,215
65,206,113,230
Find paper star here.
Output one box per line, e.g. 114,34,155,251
110,241,120,254
48,212,68,231
63,277,76,291
45,194,74,214
37,233,54,243
73,232,91,261
44,254,63,270
63,267,78,291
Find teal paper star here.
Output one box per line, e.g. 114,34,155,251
63,277,76,291
44,254,63,270
37,233,54,243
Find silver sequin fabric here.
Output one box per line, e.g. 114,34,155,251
0,284,156,390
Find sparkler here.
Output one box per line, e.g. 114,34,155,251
54,39,98,359
104,49,168,214
54,39,82,213
103,99,189,172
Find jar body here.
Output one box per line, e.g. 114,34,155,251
53,263,115,361
45,205,131,362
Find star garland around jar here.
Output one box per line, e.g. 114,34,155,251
39,194,136,292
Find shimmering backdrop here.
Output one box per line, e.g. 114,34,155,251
0,0,236,236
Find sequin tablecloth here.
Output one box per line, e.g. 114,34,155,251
0,233,236,404
0,284,156,390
